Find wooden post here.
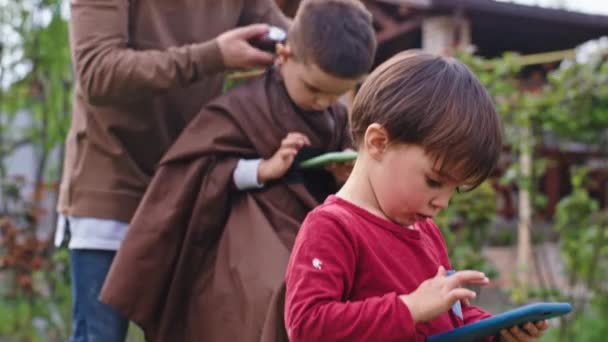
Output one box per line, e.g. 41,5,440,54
516,123,532,300
543,149,561,218
421,15,471,54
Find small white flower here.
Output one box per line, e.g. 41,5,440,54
312,258,323,270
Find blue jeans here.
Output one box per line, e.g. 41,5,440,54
69,249,128,342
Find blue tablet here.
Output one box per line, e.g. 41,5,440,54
427,302,572,342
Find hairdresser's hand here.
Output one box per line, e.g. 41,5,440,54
399,266,489,323
498,320,549,342
325,159,354,185
258,132,311,183
217,24,275,69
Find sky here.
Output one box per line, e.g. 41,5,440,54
496,0,608,15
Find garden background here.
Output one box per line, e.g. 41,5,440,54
1,0,607,341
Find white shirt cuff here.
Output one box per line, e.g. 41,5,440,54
233,158,265,190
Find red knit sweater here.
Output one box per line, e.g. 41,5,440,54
285,195,492,342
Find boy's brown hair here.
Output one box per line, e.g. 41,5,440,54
288,0,377,78
351,50,503,189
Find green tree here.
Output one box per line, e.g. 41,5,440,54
536,50,608,147
0,0,73,340
460,46,608,340
550,168,608,342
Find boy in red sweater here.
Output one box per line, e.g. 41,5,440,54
284,51,550,342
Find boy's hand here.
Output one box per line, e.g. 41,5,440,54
399,266,489,323
498,320,549,342
325,160,354,185
258,132,310,183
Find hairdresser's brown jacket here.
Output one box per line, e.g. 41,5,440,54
58,0,287,222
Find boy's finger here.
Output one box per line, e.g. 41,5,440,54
447,288,476,303
436,265,446,277
281,136,300,146
466,278,492,286
523,322,539,336
499,329,517,342
536,320,549,330
278,147,298,159
289,133,311,145
280,141,299,149
281,138,308,149
286,132,309,140
283,133,310,146
509,325,533,341
445,271,488,288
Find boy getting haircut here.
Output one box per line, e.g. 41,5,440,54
285,51,547,341
100,1,376,341
288,0,375,78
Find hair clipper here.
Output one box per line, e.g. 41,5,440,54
249,26,287,53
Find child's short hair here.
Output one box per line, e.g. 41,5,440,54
288,0,377,78
351,50,503,189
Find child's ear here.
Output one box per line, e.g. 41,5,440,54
364,123,389,160
276,43,292,65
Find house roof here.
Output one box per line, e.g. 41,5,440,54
372,0,608,57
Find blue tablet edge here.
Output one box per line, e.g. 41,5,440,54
426,302,572,342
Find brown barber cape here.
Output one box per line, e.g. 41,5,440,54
100,68,351,341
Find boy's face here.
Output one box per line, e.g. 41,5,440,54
277,44,360,111
364,126,461,227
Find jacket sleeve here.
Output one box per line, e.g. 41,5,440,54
285,212,421,342
70,0,225,105
463,304,492,324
